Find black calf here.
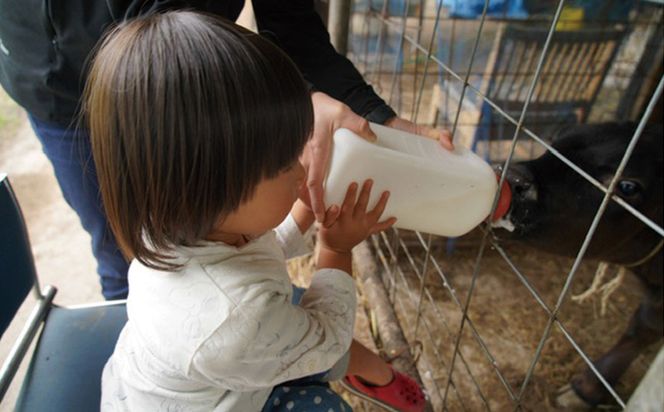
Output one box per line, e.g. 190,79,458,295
494,122,663,407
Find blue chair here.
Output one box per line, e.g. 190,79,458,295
0,174,126,411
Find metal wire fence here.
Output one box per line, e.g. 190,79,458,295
344,0,663,410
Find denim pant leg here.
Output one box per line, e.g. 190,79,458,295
28,115,129,299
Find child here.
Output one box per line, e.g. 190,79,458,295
85,11,425,412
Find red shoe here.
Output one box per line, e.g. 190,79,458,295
340,367,426,412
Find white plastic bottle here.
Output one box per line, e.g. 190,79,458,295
324,123,498,237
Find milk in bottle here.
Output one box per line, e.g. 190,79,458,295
324,123,498,237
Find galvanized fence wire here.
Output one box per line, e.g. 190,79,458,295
360,3,664,236
379,228,519,408
380,230,497,411
348,0,664,410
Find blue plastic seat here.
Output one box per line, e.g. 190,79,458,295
0,174,127,411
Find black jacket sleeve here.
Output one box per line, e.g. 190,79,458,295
252,0,396,124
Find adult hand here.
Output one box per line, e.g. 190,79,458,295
385,116,454,151
301,92,376,223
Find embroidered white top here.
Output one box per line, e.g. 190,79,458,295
100,215,356,411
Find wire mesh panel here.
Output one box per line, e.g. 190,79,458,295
345,1,663,410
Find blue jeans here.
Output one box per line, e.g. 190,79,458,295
28,115,129,300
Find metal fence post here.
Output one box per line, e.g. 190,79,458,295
328,0,352,55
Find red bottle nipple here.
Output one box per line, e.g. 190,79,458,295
492,175,512,221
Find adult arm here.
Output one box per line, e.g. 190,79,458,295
252,0,397,124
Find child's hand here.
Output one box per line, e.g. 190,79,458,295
318,180,396,254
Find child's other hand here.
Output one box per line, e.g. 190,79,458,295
318,180,396,254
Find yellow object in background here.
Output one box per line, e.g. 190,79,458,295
556,6,585,31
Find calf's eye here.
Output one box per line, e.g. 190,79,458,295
617,180,641,197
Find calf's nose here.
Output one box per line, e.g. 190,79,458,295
503,164,537,203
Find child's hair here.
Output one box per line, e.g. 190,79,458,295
84,11,314,270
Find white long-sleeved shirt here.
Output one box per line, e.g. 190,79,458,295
100,215,356,411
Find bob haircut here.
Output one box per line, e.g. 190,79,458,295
84,11,314,270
